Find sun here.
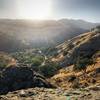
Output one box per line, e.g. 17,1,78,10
18,0,52,20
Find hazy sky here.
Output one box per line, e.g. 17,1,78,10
0,0,100,22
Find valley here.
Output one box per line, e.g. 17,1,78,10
0,20,100,100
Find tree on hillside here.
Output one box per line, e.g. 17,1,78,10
39,61,60,78
73,56,94,76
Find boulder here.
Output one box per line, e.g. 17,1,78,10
0,66,53,94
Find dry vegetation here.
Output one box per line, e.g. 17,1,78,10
51,56,100,89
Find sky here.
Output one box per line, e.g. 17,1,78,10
0,0,100,22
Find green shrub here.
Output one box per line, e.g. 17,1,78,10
12,52,44,66
31,56,44,71
31,56,44,65
11,52,61,77
39,62,60,77
74,56,94,71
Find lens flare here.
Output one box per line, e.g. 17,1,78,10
18,0,52,20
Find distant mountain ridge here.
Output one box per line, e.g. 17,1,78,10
0,19,99,52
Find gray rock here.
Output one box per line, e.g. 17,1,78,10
0,66,53,95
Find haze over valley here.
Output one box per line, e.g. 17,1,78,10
0,0,100,100
0,19,99,52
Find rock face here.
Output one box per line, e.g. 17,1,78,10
0,66,53,94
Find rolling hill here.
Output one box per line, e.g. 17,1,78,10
0,19,99,52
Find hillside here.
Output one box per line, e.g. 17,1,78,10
49,26,100,90
0,19,99,52
0,46,100,99
51,53,100,88
0,27,100,100
49,27,100,67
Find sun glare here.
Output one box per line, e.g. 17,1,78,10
18,0,52,20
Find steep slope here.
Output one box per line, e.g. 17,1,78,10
49,27,100,89
50,28,100,67
51,54,100,88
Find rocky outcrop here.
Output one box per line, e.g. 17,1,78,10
0,66,53,95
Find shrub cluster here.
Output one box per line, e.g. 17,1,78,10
39,61,60,77
12,52,61,78
73,56,94,71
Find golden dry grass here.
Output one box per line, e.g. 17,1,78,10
51,57,100,89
